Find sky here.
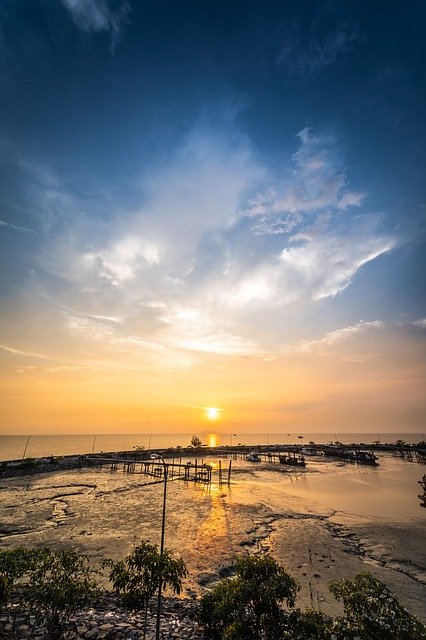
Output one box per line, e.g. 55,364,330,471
0,0,425,435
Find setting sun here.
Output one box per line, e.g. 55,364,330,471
206,407,219,420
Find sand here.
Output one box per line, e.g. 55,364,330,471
0,454,425,622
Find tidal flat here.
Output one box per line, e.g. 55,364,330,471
0,454,424,622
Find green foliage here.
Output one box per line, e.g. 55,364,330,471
133,445,146,454
198,554,299,639
106,540,187,611
0,546,40,583
190,435,202,448
281,609,331,639
329,572,426,640
0,573,9,608
21,548,100,639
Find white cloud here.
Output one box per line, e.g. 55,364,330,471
28,122,403,362
0,220,37,234
243,127,355,235
337,191,366,209
59,0,130,47
83,237,161,285
293,321,385,353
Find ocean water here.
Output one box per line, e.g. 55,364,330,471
0,431,423,462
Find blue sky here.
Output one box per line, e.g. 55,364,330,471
0,1,425,433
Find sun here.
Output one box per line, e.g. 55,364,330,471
206,407,219,420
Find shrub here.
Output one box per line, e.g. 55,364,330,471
329,572,426,640
22,548,100,639
191,435,202,448
106,541,187,638
198,554,299,640
0,573,9,608
0,547,39,584
281,609,332,639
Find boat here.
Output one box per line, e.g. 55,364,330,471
346,450,379,466
245,450,261,462
300,446,321,456
279,453,306,467
323,446,378,465
417,448,426,463
418,475,426,508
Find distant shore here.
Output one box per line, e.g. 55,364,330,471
1,439,424,479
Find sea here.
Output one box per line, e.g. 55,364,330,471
0,432,423,462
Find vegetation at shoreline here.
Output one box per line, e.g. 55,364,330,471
1,546,425,639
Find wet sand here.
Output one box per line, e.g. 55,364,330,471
0,454,424,621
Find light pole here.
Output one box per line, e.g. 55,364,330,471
91,434,98,455
150,453,168,640
22,435,32,459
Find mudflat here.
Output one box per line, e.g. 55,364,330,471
0,454,424,621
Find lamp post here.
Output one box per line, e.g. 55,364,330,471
91,434,98,455
22,435,32,459
150,453,168,640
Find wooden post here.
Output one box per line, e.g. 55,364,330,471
218,460,222,485
227,460,232,485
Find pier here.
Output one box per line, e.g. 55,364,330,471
92,456,216,484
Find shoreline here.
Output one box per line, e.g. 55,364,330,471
0,452,425,626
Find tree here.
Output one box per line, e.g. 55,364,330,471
191,435,202,448
329,572,426,640
22,548,100,640
0,547,37,584
0,574,9,608
105,541,187,639
198,554,299,639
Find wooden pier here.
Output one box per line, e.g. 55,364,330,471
92,456,217,484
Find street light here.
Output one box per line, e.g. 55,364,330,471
22,435,32,459
150,453,168,640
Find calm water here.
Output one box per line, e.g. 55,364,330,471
0,432,423,462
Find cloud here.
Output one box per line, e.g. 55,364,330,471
0,220,37,235
277,21,360,75
59,0,131,47
0,343,57,360
243,127,362,234
22,121,403,362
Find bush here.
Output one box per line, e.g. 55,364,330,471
0,573,9,608
198,554,299,640
191,435,202,448
106,541,187,638
281,609,332,639
21,548,100,639
0,547,39,584
329,572,426,640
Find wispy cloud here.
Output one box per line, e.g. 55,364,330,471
0,220,37,235
59,0,131,48
19,121,404,362
277,21,360,75
0,343,57,360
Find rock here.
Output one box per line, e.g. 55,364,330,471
16,624,31,636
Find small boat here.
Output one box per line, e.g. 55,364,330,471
418,475,426,508
347,450,379,466
417,448,426,463
279,453,306,467
300,446,321,456
323,446,378,465
245,450,261,462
